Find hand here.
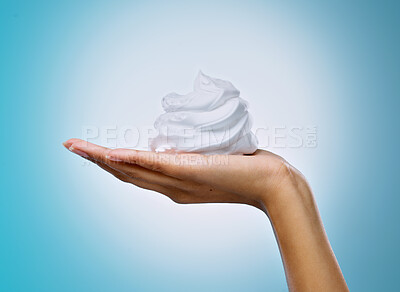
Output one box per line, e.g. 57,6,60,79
63,138,348,291
62,138,298,212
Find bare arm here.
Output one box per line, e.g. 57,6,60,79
262,166,348,291
63,139,348,291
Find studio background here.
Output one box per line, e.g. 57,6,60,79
1,0,399,291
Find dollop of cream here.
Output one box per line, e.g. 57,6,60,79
150,72,258,155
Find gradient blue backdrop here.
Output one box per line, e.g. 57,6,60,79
1,0,399,291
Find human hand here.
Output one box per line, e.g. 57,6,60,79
63,138,301,212
63,138,348,291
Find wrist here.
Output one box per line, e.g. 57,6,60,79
258,164,315,220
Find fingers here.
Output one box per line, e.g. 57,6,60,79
107,162,186,189
91,158,195,204
66,139,195,191
91,158,173,197
106,148,241,180
64,139,269,198
63,139,266,206
66,140,188,189
106,148,265,196
63,138,83,150
106,149,189,175
67,139,111,162
66,140,240,188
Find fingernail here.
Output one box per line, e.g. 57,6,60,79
106,155,123,162
69,146,89,158
62,141,72,149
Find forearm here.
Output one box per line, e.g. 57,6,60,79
261,173,348,291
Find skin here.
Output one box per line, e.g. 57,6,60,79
63,138,349,292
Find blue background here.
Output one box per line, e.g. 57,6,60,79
1,0,399,291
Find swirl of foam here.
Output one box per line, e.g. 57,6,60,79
150,72,258,155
